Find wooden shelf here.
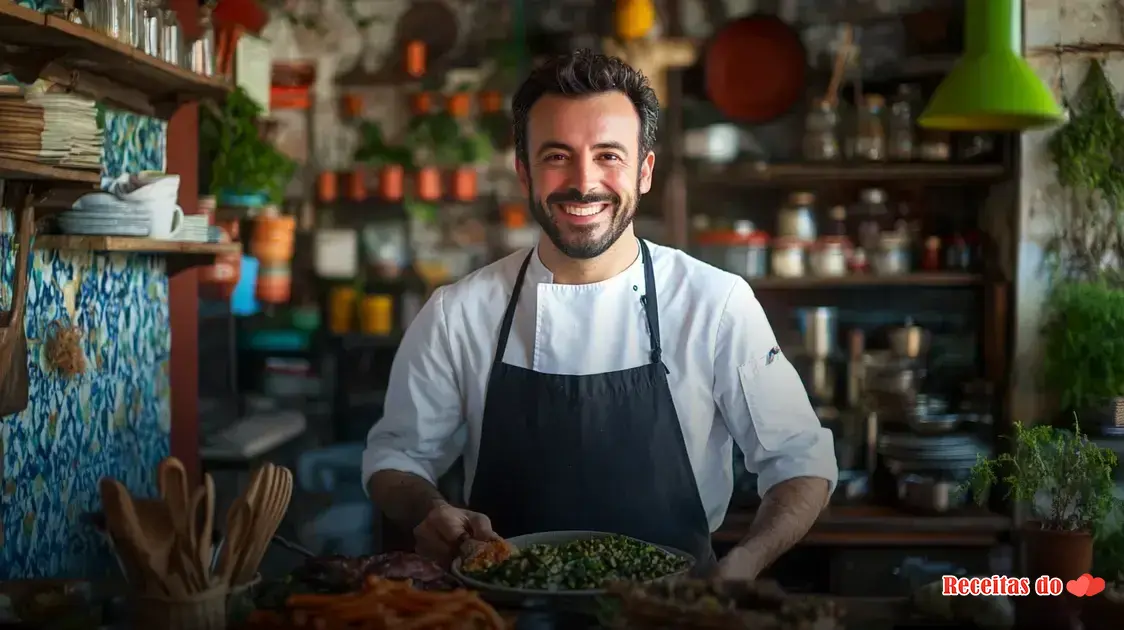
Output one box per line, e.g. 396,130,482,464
0,156,101,184
34,236,240,274
691,162,1008,187
0,3,231,120
749,273,984,289
715,505,1012,546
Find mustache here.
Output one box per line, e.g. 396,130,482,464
545,189,619,205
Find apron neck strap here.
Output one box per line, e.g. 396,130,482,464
491,240,663,368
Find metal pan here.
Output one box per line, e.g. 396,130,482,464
451,530,694,604
705,15,807,123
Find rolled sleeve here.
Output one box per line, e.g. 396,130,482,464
362,286,465,493
712,279,838,497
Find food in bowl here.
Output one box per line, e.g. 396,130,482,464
460,538,518,572
461,534,689,591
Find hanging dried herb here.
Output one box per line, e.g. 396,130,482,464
44,320,85,378
1046,60,1124,283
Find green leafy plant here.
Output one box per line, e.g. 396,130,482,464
1094,526,1124,583
404,112,461,167
354,121,413,168
964,420,1121,532
1041,280,1124,411
457,130,495,166
1045,60,1124,284
200,87,295,203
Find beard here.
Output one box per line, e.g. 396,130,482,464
528,177,640,260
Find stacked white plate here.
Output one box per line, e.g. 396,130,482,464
173,215,210,242
58,195,149,236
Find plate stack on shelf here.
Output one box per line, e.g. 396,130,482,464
0,85,103,170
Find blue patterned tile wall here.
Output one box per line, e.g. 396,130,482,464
0,0,173,580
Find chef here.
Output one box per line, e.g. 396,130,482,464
364,49,837,579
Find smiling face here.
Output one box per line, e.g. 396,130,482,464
517,92,655,260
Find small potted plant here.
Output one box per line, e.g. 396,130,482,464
354,121,413,202
405,112,457,201
201,87,295,206
445,87,472,119
450,130,494,202
965,420,1122,625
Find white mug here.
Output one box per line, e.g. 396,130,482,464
149,204,184,239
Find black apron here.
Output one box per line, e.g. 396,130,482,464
468,239,716,570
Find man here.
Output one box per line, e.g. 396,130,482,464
364,50,837,579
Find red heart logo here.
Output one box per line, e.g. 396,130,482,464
1067,574,1091,597
1086,575,1106,597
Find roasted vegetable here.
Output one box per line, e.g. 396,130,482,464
464,535,688,590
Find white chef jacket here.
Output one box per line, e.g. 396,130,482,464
363,241,838,532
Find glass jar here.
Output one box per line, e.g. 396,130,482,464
810,237,851,277
694,221,770,278
802,98,841,161
874,232,909,275
777,191,817,241
888,84,917,161
852,188,890,253
855,94,886,161
772,238,807,278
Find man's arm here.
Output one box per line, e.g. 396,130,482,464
363,286,464,532
711,278,837,578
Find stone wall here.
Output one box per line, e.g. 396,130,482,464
1012,0,1124,424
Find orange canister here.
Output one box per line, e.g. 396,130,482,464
256,263,292,304
358,294,394,335
328,286,358,334
250,215,296,264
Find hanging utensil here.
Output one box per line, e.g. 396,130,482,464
0,190,33,417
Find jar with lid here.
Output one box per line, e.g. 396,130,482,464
810,237,851,277
826,205,847,237
873,232,909,275
887,84,918,161
852,188,890,252
777,191,817,241
771,238,807,278
855,94,886,161
694,221,770,278
802,98,841,161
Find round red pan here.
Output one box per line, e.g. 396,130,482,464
705,16,807,123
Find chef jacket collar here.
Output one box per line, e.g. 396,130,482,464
527,239,646,289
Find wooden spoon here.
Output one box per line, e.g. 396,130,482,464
241,466,294,584
157,458,191,534
99,479,173,596
199,473,216,587
235,464,277,584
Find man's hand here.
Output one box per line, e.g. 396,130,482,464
714,546,764,581
413,502,500,565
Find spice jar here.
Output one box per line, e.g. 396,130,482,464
802,98,841,161
772,238,807,278
855,94,886,161
922,236,941,271
694,221,770,278
810,237,851,277
777,191,817,241
874,232,909,275
852,188,890,253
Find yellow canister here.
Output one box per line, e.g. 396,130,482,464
328,286,358,334
358,294,394,335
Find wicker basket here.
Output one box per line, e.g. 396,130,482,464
133,585,228,630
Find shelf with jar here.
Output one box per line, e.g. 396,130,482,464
0,1,231,120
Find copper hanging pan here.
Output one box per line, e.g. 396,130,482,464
0,189,32,417
705,15,807,123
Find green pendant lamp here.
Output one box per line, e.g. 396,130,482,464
918,0,1063,131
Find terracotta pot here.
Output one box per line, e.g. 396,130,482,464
479,90,503,113
378,165,405,201
249,215,296,264
500,202,527,228
200,228,241,299
450,166,477,202
404,40,426,78
446,92,471,118
256,267,292,304
1016,523,1094,630
409,92,432,116
341,94,363,118
317,171,338,202
346,168,367,201
327,286,358,334
414,166,442,201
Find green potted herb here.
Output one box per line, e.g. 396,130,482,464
965,421,1121,622
1086,526,1124,629
1041,280,1124,427
354,121,413,202
200,87,295,207
405,112,459,201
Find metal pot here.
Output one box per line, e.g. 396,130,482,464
888,320,930,358
897,474,966,513
795,307,837,359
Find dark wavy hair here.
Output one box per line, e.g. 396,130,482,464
511,49,659,166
